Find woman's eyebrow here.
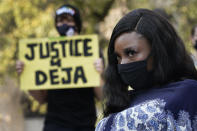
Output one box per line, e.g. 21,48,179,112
123,46,137,52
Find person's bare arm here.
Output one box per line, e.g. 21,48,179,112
28,90,47,104
16,60,47,104
93,58,104,100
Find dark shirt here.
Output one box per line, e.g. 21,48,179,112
45,88,96,128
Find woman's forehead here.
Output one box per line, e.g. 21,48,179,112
115,32,145,46
114,32,150,51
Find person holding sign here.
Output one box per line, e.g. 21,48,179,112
96,9,197,130
16,4,104,131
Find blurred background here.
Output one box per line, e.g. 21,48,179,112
1,0,197,130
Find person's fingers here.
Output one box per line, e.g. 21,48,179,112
94,59,103,66
16,63,24,70
17,69,22,75
95,66,104,74
94,58,104,74
94,64,102,70
16,60,24,67
96,68,103,72
16,60,24,75
16,64,23,70
16,60,24,64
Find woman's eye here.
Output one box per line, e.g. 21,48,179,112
126,50,136,57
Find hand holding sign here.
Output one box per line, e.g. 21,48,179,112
16,60,24,75
94,58,104,75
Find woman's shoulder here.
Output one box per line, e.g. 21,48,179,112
151,79,197,97
164,79,197,117
95,116,110,131
163,79,197,96
176,79,197,94
96,98,197,130
166,79,197,89
96,99,167,131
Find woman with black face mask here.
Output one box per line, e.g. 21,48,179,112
96,9,197,130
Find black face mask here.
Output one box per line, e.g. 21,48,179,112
194,40,197,50
56,24,76,36
117,59,153,91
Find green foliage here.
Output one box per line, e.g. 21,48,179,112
1,0,197,84
0,0,56,83
125,0,197,50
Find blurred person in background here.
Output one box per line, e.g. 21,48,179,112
16,4,104,131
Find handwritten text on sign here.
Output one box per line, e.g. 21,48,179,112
19,35,99,90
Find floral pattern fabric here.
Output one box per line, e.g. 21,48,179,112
96,99,197,131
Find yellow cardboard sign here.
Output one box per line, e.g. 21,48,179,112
19,34,100,90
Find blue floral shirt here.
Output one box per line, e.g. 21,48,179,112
96,79,197,131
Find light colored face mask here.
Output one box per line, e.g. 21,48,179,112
66,27,75,36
